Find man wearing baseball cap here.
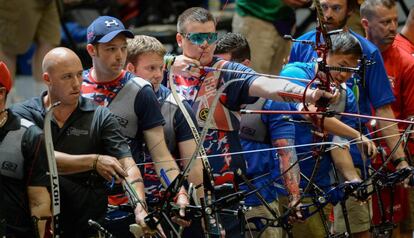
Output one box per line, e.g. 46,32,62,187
82,16,193,235
0,62,51,237
86,16,134,45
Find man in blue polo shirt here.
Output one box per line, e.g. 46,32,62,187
286,31,375,238
289,0,408,172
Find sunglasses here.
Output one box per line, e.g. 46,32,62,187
181,32,218,45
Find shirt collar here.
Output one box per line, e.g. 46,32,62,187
1,109,20,131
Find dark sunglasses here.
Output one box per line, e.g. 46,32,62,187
181,32,218,45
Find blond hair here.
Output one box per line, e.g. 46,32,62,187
126,35,166,65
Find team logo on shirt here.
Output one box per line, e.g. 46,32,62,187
113,114,129,128
2,161,17,172
66,127,89,136
199,108,209,121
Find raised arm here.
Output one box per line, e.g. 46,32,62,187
249,76,338,105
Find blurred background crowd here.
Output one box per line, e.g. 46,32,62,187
1,0,413,104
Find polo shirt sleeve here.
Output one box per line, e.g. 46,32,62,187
221,61,259,110
289,42,302,63
365,50,395,109
134,85,165,131
263,100,296,141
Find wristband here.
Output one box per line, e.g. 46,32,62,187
392,157,406,167
165,167,179,173
130,178,144,185
92,154,100,170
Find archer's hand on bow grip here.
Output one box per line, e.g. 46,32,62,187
355,135,378,159
287,197,303,224
170,55,201,78
171,191,192,228
305,87,340,105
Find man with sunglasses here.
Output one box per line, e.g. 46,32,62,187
0,61,51,237
168,7,338,237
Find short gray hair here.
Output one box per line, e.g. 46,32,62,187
177,7,216,33
360,0,396,20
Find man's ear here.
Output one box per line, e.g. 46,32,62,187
125,62,135,73
361,18,369,31
347,7,354,18
43,72,51,87
241,59,251,67
86,44,96,57
176,33,183,48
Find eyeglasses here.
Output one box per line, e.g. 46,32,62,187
181,32,218,45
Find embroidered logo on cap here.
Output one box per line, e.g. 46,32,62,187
105,20,119,27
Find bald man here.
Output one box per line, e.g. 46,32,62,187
12,47,148,238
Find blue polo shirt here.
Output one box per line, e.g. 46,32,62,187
240,100,295,206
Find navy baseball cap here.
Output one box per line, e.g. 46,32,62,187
87,16,134,44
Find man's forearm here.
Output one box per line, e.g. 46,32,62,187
120,157,146,208
153,156,182,188
55,151,97,174
330,147,360,181
148,137,181,187
376,105,406,160
323,117,360,140
273,138,300,200
28,187,51,238
179,139,204,199
144,126,183,187
249,76,305,103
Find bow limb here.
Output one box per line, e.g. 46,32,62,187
168,72,214,191
44,102,61,238
168,72,233,236
298,0,336,196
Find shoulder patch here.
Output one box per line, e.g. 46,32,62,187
20,118,34,128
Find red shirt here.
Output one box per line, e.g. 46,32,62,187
382,43,414,155
393,34,414,56
383,43,414,120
